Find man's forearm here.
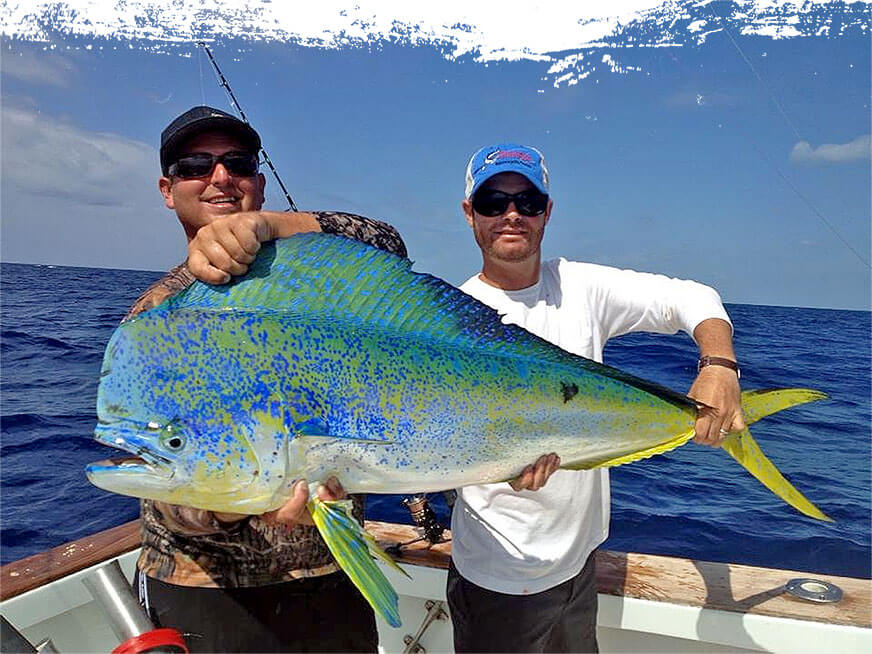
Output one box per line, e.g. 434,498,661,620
692,318,736,360
260,211,323,238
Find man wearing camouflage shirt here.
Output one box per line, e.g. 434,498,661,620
128,105,407,653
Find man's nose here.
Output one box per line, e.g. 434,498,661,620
504,201,522,219
210,162,232,185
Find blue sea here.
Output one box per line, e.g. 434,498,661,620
1,262,870,578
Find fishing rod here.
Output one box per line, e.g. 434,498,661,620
716,21,870,270
197,41,298,212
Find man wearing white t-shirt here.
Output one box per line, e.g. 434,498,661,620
447,143,745,653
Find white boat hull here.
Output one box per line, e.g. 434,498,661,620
2,522,870,653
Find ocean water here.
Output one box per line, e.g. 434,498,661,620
1,263,869,578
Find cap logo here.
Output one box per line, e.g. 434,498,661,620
485,149,533,164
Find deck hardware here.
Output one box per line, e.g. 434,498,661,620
83,561,155,641
34,638,60,653
83,561,189,652
784,578,843,603
402,599,448,654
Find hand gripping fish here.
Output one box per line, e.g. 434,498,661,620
86,233,830,628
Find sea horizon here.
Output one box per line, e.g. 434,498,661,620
2,260,870,314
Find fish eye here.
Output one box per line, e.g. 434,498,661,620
159,426,186,451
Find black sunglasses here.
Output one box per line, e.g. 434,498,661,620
471,189,549,217
168,152,260,179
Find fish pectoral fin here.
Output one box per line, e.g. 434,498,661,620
721,429,832,522
564,430,696,470
307,497,407,628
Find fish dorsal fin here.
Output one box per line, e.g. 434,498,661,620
166,233,692,408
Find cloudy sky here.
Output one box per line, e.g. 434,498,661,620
1,1,869,309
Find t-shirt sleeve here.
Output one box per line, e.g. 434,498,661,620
570,262,731,341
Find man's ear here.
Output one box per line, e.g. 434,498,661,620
543,197,554,226
462,198,474,228
158,177,174,209
255,172,266,209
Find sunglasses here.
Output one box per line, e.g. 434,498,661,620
168,152,260,179
471,189,549,217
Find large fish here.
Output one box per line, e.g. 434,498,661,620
87,233,829,627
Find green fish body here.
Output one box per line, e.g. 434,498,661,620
87,233,829,627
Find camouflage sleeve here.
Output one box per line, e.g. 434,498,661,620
123,262,196,322
313,211,407,258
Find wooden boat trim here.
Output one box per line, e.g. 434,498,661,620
0,520,141,601
2,519,869,630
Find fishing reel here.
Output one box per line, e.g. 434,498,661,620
386,494,449,555
403,495,446,544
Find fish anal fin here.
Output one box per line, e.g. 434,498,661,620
564,430,696,470
307,497,407,628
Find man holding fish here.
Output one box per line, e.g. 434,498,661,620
127,105,407,652
183,140,744,653
445,143,744,653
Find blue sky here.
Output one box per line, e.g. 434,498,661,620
1,2,870,309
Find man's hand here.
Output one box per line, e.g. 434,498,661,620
188,211,323,284
260,477,347,526
188,212,273,284
509,453,561,492
688,365,744,447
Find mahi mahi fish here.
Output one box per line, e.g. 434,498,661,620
86,233,830,627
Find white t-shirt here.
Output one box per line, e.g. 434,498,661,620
450,258,731,595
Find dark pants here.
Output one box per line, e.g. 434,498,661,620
134,570,378,653
447,553,599,653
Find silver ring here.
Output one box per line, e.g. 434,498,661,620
719,429,729,436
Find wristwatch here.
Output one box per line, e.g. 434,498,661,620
698,356,740,379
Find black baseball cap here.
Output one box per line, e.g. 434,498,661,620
160,105,262,175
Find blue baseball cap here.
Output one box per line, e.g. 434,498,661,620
464,143,550,198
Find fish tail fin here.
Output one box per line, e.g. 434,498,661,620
721,388,831,522
740,388,827,426
307,497,408,628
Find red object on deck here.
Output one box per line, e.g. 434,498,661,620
112,627,189,654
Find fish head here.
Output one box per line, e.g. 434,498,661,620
86,312,296,514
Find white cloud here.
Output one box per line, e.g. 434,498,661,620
1,103,185,269
790,135,872,164
0,48,77,87
2,105,155,204
2,1,869,88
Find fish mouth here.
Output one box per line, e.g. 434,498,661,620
92,420,174,478
85,455,165,479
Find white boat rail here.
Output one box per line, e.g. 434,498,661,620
2,520,870,653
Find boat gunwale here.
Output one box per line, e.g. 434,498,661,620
1,519,869,629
